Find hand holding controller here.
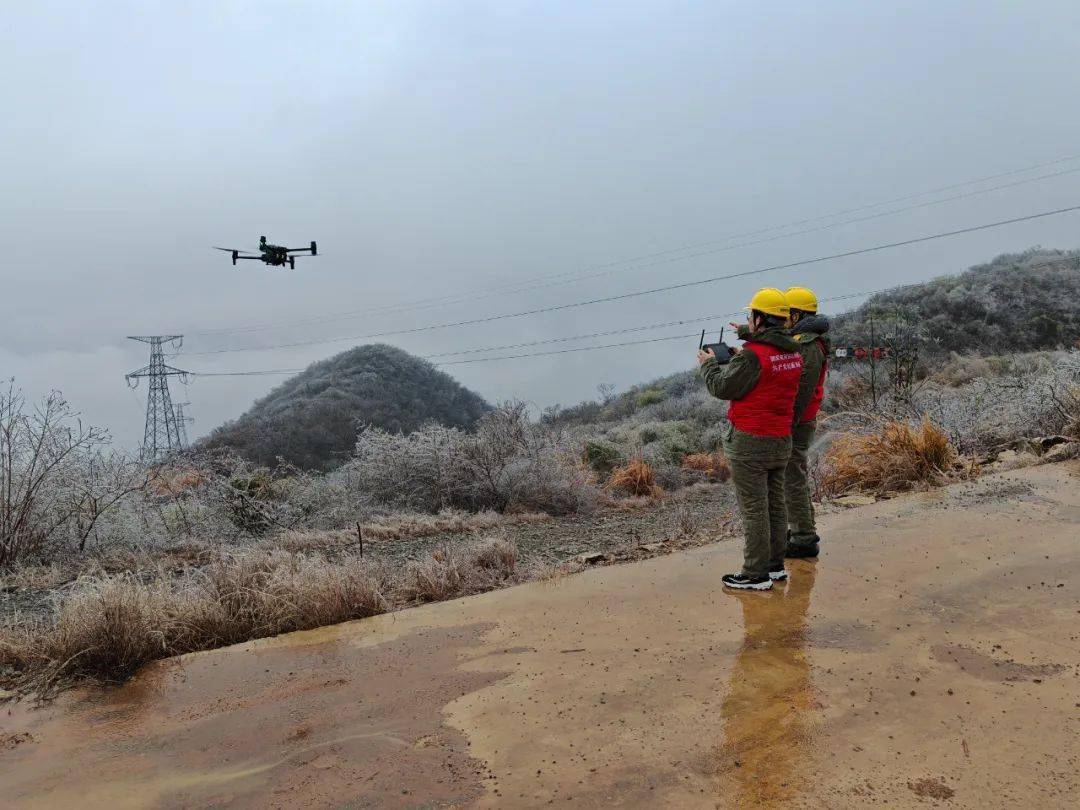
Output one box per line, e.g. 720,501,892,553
698,327,733,365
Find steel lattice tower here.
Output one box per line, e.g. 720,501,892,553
173,401,193,450
126,336,189,461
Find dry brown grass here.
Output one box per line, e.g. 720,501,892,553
269,510,552,554
605,459,662,497
0,533,527,698
599,492,658,511
148,468,207,497
828,375,873,410
359,509,549,541
663,502,699,541
0,552,391,694
0,562,69,592
819,418,956,496
400,535,519,603
0,542,217,594
91,541,218,574
681,452,732,482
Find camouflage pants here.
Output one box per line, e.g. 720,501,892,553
724,427,792,578
785,421,818,547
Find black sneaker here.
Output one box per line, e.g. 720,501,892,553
768,568,788,581
722,572,773,590
785,544,819,559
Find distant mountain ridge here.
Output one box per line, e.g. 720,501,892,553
201,344,490,470
828,248,1080,354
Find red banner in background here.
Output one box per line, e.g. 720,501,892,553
835,347,890,359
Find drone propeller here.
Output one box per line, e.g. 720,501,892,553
213,246,259,255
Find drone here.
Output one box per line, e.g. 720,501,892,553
214,236,317,269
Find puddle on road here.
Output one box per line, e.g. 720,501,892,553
932,643,1067,683
0,623,503,809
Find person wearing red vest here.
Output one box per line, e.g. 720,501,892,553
698,288,803,590
784,287,831,559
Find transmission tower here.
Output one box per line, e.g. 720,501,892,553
173,402,193,449
126,335,189,462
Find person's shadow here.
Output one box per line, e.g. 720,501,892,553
714,561,818,805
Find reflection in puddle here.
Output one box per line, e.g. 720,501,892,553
717,561,818,806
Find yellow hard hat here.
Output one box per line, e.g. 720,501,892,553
744,287,790,318
785,286,818,313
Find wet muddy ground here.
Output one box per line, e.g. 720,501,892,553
2,462,1078,808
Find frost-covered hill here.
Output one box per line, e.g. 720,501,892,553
201,344,490,470
829,248,1080,354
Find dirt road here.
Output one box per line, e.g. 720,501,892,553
2,462,1078,808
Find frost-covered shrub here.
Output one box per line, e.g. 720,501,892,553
638,423,661,444
914,350,1080,453
635,388,667,409
349,403,599,515
280,467,378,531
0,387,148,566
94,455,327,548
635,390,726,425
223,472,281,535
934,353,994,387
701,423,729,451
346,423,462,512
631,420,700,464
583,440,621,474
650,461,696,491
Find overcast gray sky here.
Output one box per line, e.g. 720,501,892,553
3,1,1080,448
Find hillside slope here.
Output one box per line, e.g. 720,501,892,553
829,248,1080,353
553,248,1079,427
201,344,490,470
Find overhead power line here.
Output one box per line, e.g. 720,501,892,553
190,368,306,377
186,254,1079,377
439,332,704,365
186,152,1080,338
434,259,1079,366
419,164,1080,306
189,333,703,378
189,318,741,376
185,203,1080,358
428,311,743,358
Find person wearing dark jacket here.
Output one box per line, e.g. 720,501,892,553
783,287,830,558
699,288,803,590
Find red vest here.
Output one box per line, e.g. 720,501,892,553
800,337,828,424
728,341,803,437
